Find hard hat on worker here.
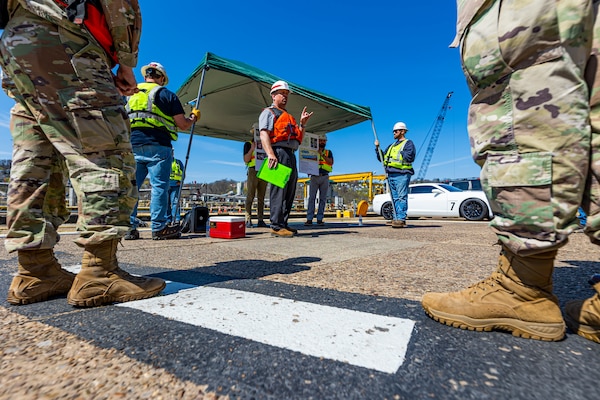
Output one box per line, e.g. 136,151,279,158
142,62,169,86
270,80,291,95
393,122,408,132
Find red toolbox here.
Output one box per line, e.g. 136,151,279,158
209,216,246,239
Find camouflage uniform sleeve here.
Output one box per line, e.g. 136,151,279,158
98,0,141,67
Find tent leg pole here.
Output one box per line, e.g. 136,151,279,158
372,119,397,221
176,65,209,223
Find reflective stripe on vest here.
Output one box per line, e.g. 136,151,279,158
170,160,183,181
267,107,303,145
127,82,178,141
319,149,333,172
384,140,412,170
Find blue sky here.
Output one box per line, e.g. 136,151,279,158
0,2,478,184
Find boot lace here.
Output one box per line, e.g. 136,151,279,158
467,274,500,295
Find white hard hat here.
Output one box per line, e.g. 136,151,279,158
393,122,408,132
270,80,291,94
141,62,169,86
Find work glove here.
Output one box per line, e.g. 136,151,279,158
191,108,201,121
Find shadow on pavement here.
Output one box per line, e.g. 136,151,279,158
554,259,600,306
151,256,320,290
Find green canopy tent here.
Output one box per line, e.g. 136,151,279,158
174,52,384,221
176,52,372,142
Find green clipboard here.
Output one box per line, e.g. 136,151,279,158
257,160,292,188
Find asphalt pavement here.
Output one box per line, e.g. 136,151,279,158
1,217,599,399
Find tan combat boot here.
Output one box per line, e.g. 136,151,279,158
565,282,600,344
421,247,565,341
7,249,75,305
67,239,166,307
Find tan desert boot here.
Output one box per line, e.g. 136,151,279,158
565,282,600,344
67,239,166,307
7,249,75,305
421,248,565,341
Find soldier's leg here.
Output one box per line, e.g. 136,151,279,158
565,1,600,344
45,155,71,230
4,107,75,305
423,0,593,341
4,108,62,252
245,168,258,225
256,176,268,224
1,9,137,246
0,8,162,307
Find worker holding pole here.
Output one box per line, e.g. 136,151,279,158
375,122,415,228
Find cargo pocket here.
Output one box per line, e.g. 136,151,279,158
57,84,128,153
485,152,554,239
78,170,120,226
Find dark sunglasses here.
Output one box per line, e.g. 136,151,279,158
145,68,163,77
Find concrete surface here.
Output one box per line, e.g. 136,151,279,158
1,217,599,399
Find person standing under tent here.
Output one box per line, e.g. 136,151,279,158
125,61,200,241
259,80,313,238
243,135,268,228
422,0,600,344
1,0,167,307
375,122,415,228
305,135,334,226
167,150,185,225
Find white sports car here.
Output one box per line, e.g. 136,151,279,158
372,183,493,221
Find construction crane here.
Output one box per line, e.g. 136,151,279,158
415,91,453,181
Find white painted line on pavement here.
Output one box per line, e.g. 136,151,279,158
63,266,415,373
120,281,415,374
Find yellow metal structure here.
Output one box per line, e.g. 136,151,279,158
298,172,387,202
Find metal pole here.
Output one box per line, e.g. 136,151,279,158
372,119,397,221
175,65,209,224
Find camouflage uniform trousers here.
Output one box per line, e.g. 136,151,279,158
245,166,267,222
6,104,71,249
0,5,137,252
458,0,600,256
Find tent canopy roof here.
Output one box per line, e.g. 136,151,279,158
176,52,372,142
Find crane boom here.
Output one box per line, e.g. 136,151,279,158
415,91,453,181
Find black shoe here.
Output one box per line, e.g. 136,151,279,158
304,220,313,226
152,224,182,240
257,220,269,228
124,229,140,240
316,220,324,226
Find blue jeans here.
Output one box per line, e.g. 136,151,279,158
307,174,329,221
167,182,182,223
130,144,172,232
388,172,411,221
